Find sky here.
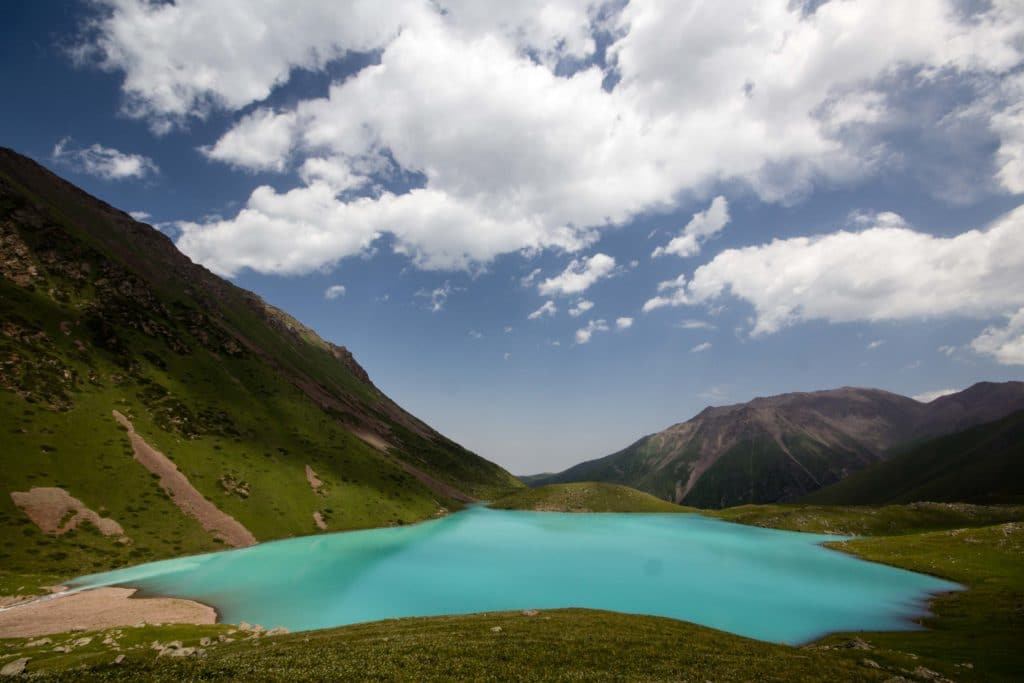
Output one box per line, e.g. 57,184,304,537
3,0,1024,475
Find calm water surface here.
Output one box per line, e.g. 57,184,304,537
70,507,960,644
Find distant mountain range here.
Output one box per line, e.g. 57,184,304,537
527,382,1024,507
0,148,519,579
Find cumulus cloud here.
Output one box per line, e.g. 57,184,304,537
129,210,151,221
76,0,413,132
469,329,483,339
324,284,346,299
528,300,558,320
201,109,298,171
80,0,1024,275
866,339,884,350
649,204,1024,335
575,319,609,344
616,317,633,330
52,137,157,180
641,274,689,313
913,388,959,403
538,254,616,296
691,342,712,353
652,196,730,258
568,299,595,317
971,307,1024,365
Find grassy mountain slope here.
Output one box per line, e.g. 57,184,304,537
531,384,1024,508
803,410,1024,505
0,148,520,586
490,482,695,513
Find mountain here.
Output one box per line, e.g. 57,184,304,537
803,409,1024,505
530,383,1024,508
0,147,520,583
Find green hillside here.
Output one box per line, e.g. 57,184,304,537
0,148,520,589
804,410,1024,505
490,482,695,513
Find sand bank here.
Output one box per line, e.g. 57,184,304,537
0,587,216,638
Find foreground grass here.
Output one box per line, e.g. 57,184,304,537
5,610,878,682
2,501,1022,681
491,482,696,513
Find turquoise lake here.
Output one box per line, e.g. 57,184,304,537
69,507,960,644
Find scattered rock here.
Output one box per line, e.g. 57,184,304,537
72,637,92,648
861,659,881,669
912,666,951,682
521,609,539,616
490,626,502,633
265,627,289,636
0,658,28,676
837,637,873,651
52,646,70,653
199,637,212,647
114,654,126,665
24,639,50,648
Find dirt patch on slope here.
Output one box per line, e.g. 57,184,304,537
112,410,256,548
10,488,128,542
305,465,323,493
353,430,393,452
387,457,476,504
313,511,327,530
0,587,215,638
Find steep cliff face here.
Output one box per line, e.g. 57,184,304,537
0,148,519,580
534,384,1024,507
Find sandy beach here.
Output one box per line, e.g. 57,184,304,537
0,587,217,638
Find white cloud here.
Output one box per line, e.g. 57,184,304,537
76,0,413,132
938,344,957,357
82,1,1024,275
691,342,712,353
652,196,730,258
568,299,595,317
416,281,456,312
324,284,346,299
866,339,885,350
615,317,633,330
971,307,1024,365
913,388,959,403
675,319,715,330
52,137,157,180
129,211,151,221
528,300,557,320
504,352,512,361
538,254,616,296
504,326,513,334
642,274,689,313
469,329,483,339
574,319,609,344
520,268,542,287
657,204,1024,335
201,109,298,171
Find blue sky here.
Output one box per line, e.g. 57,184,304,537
3,1,1024,474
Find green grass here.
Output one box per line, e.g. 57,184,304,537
8,611,881,682
706,501,1024,535
490,482,696,513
